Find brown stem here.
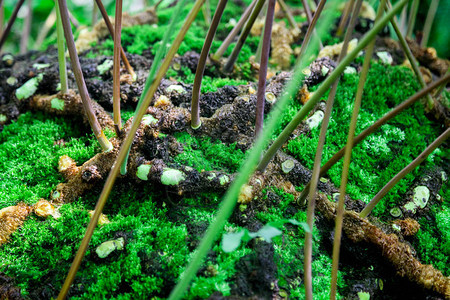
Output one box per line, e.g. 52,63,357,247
211,0,257,61
255,0,276,137
57,0,112,152
0,0,25,51
277,0,299,31
223,0,265,73
190,0,229,130
421,0,439,48
336,0,354,36
94,0,136,80
296,0,326,62
113,0,123,135
360,127,450,218
298,74,450,204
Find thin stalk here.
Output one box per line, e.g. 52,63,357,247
304,0,363,298
57,0,112,152
223,0,265,73
113,0,123,135
302,0,314,24
406,0,419,37
257,0,409,172
329,0,386,297
297,74,450,204
277,0,299,31
387,0,434,110
168,1,337,298
211,0,257,61
35,8,56,49
398,3,407,36
434,68,449,98
0,0,25,51
336,0,354,36
56,1,203,298
190,0,229,130
0,3,3,38
254,1,267,63
296,0,326,62
55,0,68,94
255,0,276,137
421,0,439,48
20,0,32,54
202,0,211,27
95,0,136,80
360,127,450,218
92,0,98,26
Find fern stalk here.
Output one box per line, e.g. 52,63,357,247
421,0,439,47
0,0,25,51
191,0,229,130
113,0,123,135
55,0,68,94
56,1,204,298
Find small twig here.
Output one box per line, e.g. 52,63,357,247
421,0,439,48
0,0,25,51
360,127,450,218
19,0,32,54
113,0,123,135
95,0,136,80
55,0,68,94
297,74,450,204
406,0,419,38
57,0,112,153
190,0,229,130
223,0,265,73
211,0,257,61
255,0,276,137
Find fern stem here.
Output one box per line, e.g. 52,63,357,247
406,0,419,37
113,0,123,135
55,0,68,94
0,0,25,51
421,0,439,48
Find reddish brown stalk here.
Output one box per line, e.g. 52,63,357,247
190,0,229,129
0,0,25,51
211,0,257,61
297,74,450,204
223,0,265,73
113,0,123,135
255,0,276,137
94,0,136,80
360,127,450,218
57,0,112,152
336,0,354,36
296,0,326,61
304,1,363,299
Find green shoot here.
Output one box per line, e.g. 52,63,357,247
55,0,68,94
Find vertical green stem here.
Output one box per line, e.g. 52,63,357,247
212,0,257,61
57,0,112,152
223,0,265,73
55,0,68,94
92,0,98,26
329,0,386,297
360,127,450,218
190,0,229,130
421,0,439,48
56,1,203,298
406,0,419,37
255,0,276,136
113,0,123,135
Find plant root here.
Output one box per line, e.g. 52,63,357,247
0,203,32,246
315,193,450,298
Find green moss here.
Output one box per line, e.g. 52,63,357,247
287,63,442,216
0,112,98,208
173,132,246,172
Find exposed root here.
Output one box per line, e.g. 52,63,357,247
406,38,450,77
0,203,32,246
315,193,450,298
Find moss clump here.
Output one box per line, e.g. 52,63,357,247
173,132,246,173
0,112,98,208
287,63,443,216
